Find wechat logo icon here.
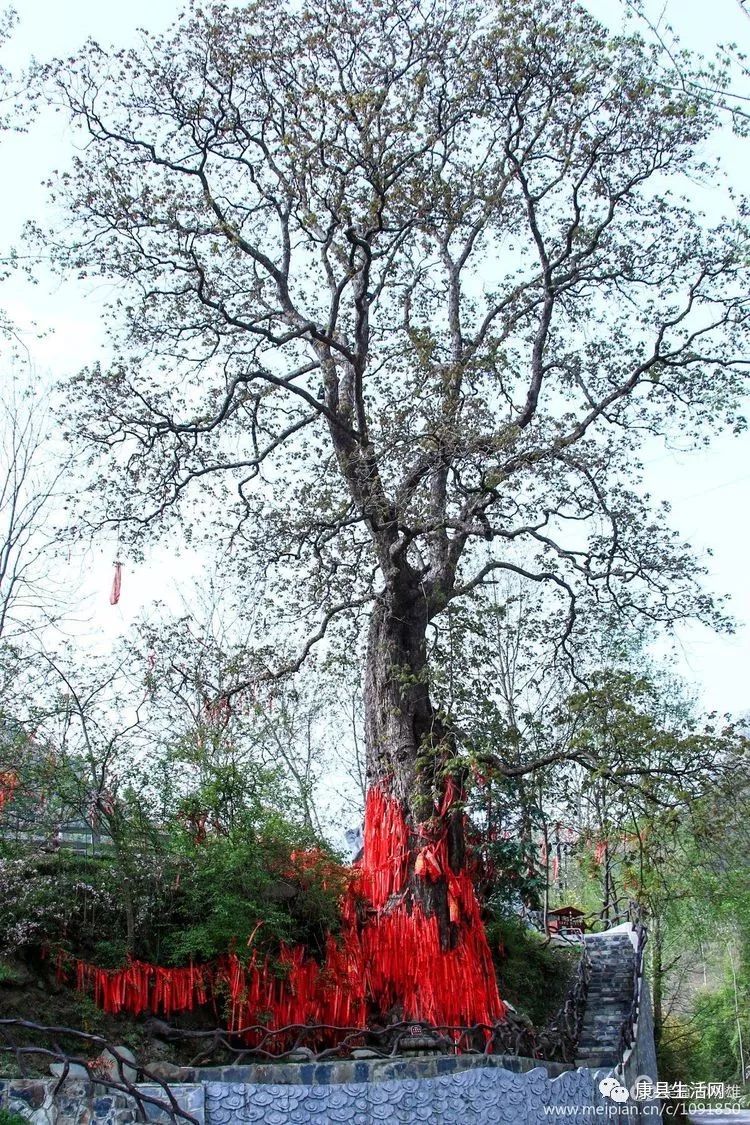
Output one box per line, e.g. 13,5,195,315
599,1076,630,1103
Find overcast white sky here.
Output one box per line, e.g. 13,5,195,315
1,0,749,716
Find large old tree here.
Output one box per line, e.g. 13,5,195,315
43,0,748,942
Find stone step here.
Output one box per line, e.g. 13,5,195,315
585,933,634,942
586,1022,629,1031
588,957,634,963
576,932,638,1069
587,940,633,946
576,1055,618,1068
588,956,634,964
587,955,631,961
587,948,634,956
589,963,634,972
588,990,631,997
588,969,633,976
586,946,633,956
586,984,632,992
586,946,633,954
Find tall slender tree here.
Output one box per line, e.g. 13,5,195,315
0,372,68,645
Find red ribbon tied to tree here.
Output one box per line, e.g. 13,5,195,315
109,561,122,605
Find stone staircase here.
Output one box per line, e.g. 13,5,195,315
575,930,636,1069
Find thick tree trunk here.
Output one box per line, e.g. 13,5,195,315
364,592,433,808
353,586,504,1026
363,590,465,948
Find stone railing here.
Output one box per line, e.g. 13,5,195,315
613,920,661,1121
542,937,591,1063
616,916,648,1061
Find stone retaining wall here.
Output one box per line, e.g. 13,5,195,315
0,1077,136,1124
180,1050,573,1086
1,1064,598,1124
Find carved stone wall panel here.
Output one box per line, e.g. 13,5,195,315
203,1064,598,1125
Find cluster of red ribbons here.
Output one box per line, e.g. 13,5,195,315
58,943,364,1031
58,954,211,1018
539,841,561,882
222,935,366,1033
359,872,504,1026
592,834,640,865
358,784,505,1027
357,785,410,908
60,783,505,1032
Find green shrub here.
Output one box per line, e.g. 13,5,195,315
660,986,749,1086
0,1109,31,1125
487,914,577,1027
0,850,119,958
0,737,345,977
0,806,343,971
162,818,344,964
0,963,17,984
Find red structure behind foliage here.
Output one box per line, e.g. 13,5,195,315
0,770,17,812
